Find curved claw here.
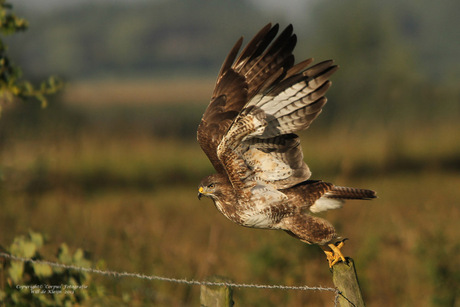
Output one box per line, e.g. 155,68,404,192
323,239,347,268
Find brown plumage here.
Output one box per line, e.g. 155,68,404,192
197,24,376,266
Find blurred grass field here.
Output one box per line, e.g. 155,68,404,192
1,79,459,306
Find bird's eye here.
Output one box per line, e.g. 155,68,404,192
208,183,215,189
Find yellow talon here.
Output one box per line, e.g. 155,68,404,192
323,239,347,268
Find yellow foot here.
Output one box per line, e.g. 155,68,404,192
323,239,347,268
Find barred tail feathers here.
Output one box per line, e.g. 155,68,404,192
309,185,376,213
324,186,377,200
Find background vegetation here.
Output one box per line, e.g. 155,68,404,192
1,0,459,306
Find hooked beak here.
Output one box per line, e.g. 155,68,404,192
197,187,204,200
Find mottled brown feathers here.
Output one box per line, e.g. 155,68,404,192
197,23,297,173
196,23,376,247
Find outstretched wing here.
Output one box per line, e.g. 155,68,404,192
216,47,338,194
197,23,299,174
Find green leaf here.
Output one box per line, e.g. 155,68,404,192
58,243,72,263
8,260,24,284
32,262,52,278
28,230,44,248
0,1,61,108
9,236,37,258
73,248,83,262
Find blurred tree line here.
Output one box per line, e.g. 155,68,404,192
8,0,265,78
9,0,459,79
3,0,460,131
303,0,460,129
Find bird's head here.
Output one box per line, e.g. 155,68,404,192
197,173,228,201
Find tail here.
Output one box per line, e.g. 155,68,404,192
308,183,376,213
324,186,377,200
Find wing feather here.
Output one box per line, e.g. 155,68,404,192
244,63,338,139
242,134,311,189
217,59,337,191
197,23,296,173
198,24,338,208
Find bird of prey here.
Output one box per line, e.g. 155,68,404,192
197,23,376,267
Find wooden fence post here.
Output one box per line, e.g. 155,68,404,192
331,257,365,307
200,276,234,307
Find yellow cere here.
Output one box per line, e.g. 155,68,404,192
198,187,204,193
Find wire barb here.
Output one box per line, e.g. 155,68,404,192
0,252,340,305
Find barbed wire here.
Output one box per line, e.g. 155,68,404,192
0,252,341,305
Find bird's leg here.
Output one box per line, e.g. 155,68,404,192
323,249,334,267
322,239,347,268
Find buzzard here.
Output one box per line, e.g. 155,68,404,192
197,23,376,267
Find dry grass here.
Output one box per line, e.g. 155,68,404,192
61,78,215,107
1,125,459,306
1,80,460,305
2,171,459,306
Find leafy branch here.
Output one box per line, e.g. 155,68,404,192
0,0,63,115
